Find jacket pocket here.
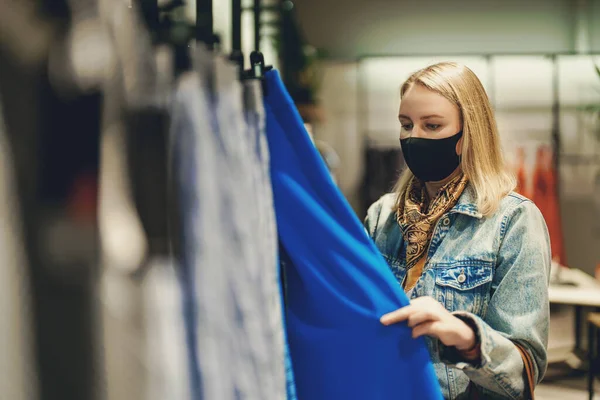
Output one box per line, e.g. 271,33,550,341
434,263,493,316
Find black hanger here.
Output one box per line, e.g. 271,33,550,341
242,51,272,94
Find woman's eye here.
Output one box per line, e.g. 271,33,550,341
427,124,441,130
401,124,413,130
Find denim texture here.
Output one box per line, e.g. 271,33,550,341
365,186,551,399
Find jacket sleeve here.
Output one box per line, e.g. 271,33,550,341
440,200,551,399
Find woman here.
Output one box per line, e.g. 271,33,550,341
365,62,550,399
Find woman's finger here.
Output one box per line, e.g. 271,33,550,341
380,305,414,325
412,320,442,339
407,309,436,328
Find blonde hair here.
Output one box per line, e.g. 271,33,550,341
393,62,516,217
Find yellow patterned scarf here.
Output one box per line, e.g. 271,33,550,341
396,173,468,269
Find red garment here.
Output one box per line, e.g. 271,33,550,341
68,172,98,224
531,146,565,265
514,148,530,199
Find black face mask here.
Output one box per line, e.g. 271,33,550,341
400,131,463,182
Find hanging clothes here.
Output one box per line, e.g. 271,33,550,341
514,147,530,199
98,2,191,399
532,145,565,265
171,47,287,400
0,99,38,400
243,77,297,399
0,9,102,400
264,69,442,400
169,71,207,400
242,78,291,398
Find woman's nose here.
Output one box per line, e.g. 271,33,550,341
409,126,427,139
401,126,424,140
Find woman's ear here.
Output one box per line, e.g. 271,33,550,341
456,137,464,156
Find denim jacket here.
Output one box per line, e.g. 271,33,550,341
365,185,551,399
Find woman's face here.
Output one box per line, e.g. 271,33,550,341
398,84,463,154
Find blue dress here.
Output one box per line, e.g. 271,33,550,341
264,70,442,400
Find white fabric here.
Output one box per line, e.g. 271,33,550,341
214,56,285,400
98,2,189,399
170,48,286,400
144,259,191,400
242,78,287,397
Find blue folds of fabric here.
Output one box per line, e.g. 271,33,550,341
264,69,442,400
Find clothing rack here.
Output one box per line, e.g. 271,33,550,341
0,1,278,398
136,0,269,71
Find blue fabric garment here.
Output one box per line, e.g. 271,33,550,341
264,69,442,400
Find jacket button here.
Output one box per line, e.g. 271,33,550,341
442,218,450,226
457,274,466,284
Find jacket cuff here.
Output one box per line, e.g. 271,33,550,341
439,312,492,371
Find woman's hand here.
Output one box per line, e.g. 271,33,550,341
380,296,478,356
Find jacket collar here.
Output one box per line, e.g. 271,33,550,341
450,184,483,219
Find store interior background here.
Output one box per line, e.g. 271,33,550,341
211,0,600,277
204,0,600,396
3,0,598,398
292,0,600,277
